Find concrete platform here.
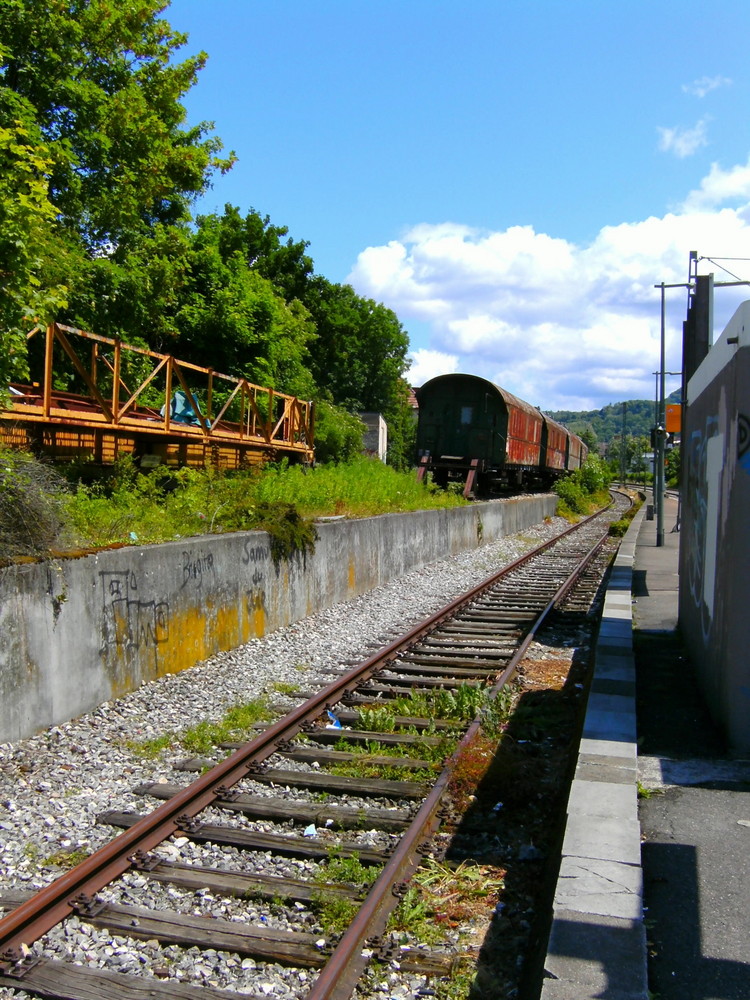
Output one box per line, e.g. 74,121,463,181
538,493,750,999
539,500,648,1000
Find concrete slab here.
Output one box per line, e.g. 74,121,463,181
585,692,636,716
579,737,636,760
575,757,636,784
598,620,633,639
600,605,632,621
603,590,632,605
566,778,637,817
582,708,636,743
562,813,641,865
589,661,635,684
542,909,648,999
594,643,633,659
554,855,643,919
590,677,636,697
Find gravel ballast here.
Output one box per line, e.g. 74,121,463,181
0,513,573,998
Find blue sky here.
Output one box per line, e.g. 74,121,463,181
169,0,750,410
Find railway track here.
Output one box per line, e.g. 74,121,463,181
0,493,633,1000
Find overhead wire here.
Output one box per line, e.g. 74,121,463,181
698,256,750,283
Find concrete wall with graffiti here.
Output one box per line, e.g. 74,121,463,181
680,300,750,751
0,494,555,743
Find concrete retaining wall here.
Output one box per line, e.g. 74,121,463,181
0,495,555,743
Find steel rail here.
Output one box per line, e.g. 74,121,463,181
305,516,613,1000
0,499,615,969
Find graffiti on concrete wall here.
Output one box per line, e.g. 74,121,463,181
242,541,268,587
685,417,722,642
739,414,750,474
180,549,216,590
241,541,269,627
99,570,169,657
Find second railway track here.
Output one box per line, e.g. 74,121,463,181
0,492,634,1000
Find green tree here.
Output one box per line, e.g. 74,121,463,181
0,117,67,390
665,444,681,487
606,434,650,480
211,205,315,304
384,379,417,471
313,400,365,464
0,0,234,254
64,222,192,347
306,279,410,413
173,213,316,397
580,427,598,452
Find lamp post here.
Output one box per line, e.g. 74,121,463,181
655,284,667,546
654,281,691,546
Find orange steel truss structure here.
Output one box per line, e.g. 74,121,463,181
0,323,315,469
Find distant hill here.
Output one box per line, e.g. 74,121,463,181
546,391,681,445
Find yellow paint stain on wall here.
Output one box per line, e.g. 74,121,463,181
240,601,251,644
215,602,241,648
251,601,266,637
111,666,148,701
348,557,356,592
104,591,265,700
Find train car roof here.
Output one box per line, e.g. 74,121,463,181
416,373,543,422
541,413,571,438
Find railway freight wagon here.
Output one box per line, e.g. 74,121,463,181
415,373,586,496
566,431,589,471
415,373,544,495
541,414,569,477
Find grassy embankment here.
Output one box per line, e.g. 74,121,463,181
1,447,614,560
0,450,466,559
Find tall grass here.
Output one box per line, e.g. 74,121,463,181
59,455,466,551
253,457,463,517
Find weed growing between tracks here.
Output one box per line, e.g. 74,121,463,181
356,685,506,736
312,851,382,936
126,695,271,758
333,736,458,766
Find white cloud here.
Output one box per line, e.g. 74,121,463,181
406,348,459,386
682,156,750,210
682,75,731,99
347,159,750,411
657,119,709,158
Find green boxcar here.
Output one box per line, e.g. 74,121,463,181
416,374,544,490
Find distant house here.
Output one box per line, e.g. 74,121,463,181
407,386,419,421
359,412,388,461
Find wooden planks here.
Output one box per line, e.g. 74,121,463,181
133,783,413,832
98,812,390,865
0,958,252,1000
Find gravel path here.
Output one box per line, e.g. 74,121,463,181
0,514,571,998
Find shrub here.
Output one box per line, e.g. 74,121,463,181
608,519,629,537
553,455,612,519
312,400,365,464
0,448,69,557
554,476,588,515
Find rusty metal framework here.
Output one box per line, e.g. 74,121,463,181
1,323,314,468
